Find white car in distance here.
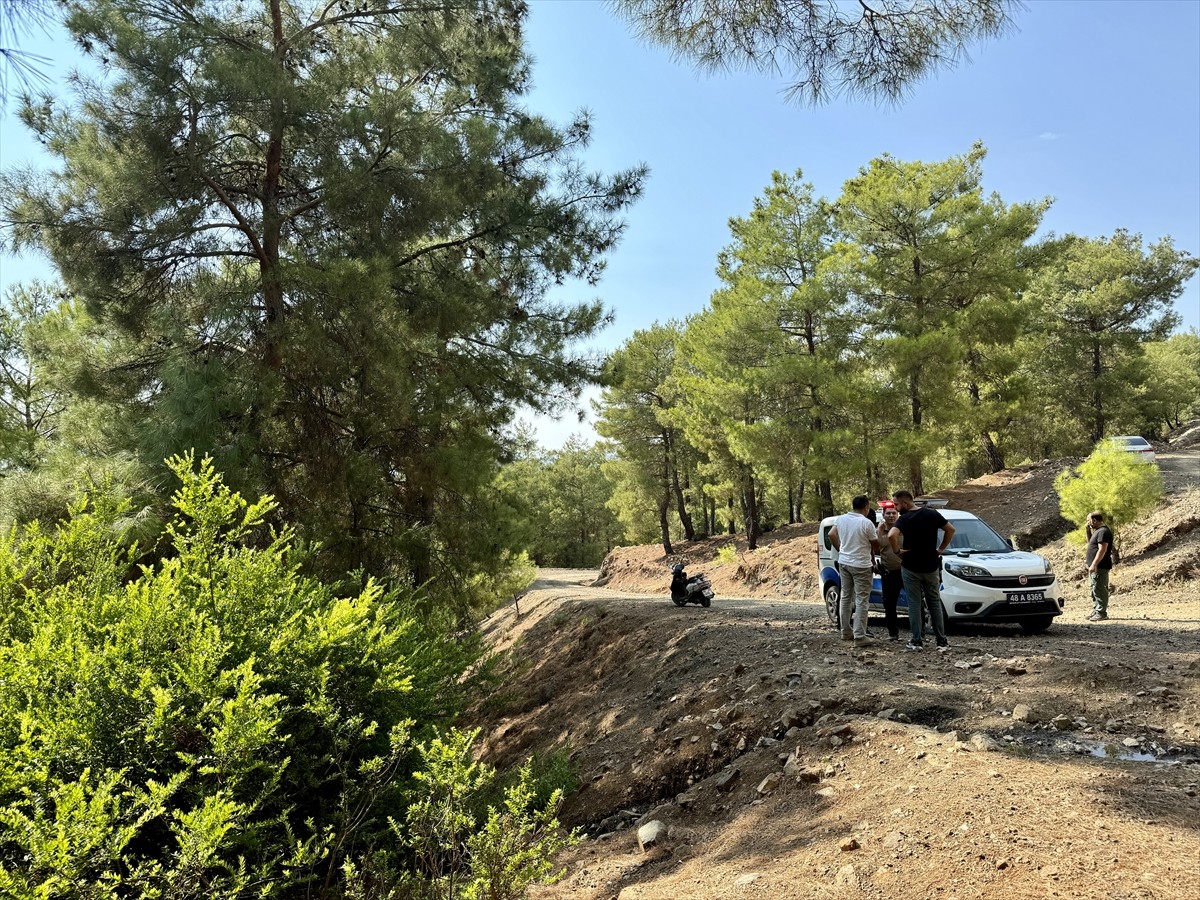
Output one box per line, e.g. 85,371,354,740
1110,435,1156,463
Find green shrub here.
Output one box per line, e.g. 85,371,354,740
0,454,571,898
715,544,738,565
1054,441,1164,544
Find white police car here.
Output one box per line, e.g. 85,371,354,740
817,504,1064,633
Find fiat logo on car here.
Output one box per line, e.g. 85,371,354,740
1018,574,1028,586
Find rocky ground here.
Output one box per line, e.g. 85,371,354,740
471,446,1200,900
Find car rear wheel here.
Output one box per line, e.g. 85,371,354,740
824,583,839,627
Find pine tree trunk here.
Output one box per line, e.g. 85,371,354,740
743,467,760,551
910,369,924,496
658,496,673,556
818,479,834,519
668,442,695,540
980,430,1005,472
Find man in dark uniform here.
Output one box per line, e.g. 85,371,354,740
888,490,955,652
1085,511,1114,621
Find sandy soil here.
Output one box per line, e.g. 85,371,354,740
471,454,1200,900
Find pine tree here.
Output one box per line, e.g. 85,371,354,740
3,0,645,597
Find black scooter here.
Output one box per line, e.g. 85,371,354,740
670,563,714,608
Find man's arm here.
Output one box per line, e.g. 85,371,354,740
937,522,955,554
829,525,840,550
1090,531,1110,571
887,526,902,554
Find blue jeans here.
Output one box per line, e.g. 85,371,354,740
901,568,947,645
838,563,873,639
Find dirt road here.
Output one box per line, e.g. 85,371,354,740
479,560,1200,900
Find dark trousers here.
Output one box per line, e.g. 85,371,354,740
880,567,903,638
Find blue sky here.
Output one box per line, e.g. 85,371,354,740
2,0,1198,449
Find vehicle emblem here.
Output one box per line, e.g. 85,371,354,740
1018,574,1028,586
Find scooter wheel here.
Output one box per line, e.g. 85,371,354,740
672,597,687,607
700,595,711,608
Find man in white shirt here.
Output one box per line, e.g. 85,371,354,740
829,495,880,646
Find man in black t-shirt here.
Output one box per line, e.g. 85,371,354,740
888,490,955,652
1084,511,1114,621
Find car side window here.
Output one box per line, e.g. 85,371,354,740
821,525,834,551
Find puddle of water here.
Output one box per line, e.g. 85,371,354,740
1086,743,1159,763
1010,733,1199,765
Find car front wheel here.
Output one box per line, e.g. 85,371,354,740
1019,615,1055,634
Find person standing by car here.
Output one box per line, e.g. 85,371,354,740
877,504,903,641
829,495,880,647
888,490,955,652
1084,511,1114,621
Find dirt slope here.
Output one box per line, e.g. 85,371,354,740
471,458,1200,900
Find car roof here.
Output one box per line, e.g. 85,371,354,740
821,508,981,525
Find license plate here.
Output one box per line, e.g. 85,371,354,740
1007,591,1045,604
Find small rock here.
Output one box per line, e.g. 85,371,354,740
676,790,699,809
1122,738,1140,749
1012,704,1037,723
637,820,667,852
971,733,1002,752
757,772,783,796
733,873,761,886
815,786,838,799
877,708,898,720
1005,665,1027,676
715,768,741,792
1051,715,1073,731
840,837,860,852
883,831,904,849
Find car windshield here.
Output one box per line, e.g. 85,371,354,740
1114,436,1149,448
942,518,1011,553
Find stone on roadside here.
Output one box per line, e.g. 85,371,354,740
757,772,783,796
715,768,741,792
1012,703,1037,723
1051,715,1073,731
970,733,1001,752
840,837,860,852
1005,665,1027,676
734,873,761,886
637,820,667,852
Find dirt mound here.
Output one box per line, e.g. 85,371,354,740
475,580,1200,900
471,459,1200,899
1165,419,1200,450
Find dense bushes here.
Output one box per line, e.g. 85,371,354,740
0,455,573,898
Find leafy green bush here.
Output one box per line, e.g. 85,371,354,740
0,454,572,898
393,729,578,900
714,544,738,565
1055,441,1164,544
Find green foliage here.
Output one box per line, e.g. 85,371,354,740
3,0,644,602
1055,442,1164,544
0,454,496,897
499,439,622,567
612,0,1021,105
714,544,738,566
396,729,579,900
1137,332,1200,432
1025,231,1199,444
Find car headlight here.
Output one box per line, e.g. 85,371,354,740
944,562,992,578
1041,556,1053,575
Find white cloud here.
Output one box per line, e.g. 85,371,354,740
1038,131,1063,141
